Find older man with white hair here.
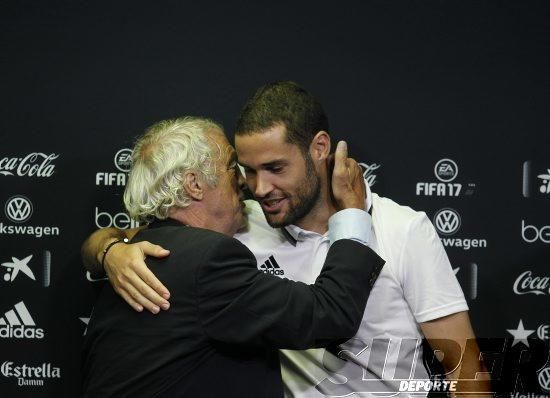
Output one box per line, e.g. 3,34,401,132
81,116,383,397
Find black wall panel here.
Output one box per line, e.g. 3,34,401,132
0,1,548,396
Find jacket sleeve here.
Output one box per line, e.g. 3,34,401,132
196,236,385,349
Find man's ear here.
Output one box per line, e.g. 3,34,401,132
184,171,204,200
309,131,331,161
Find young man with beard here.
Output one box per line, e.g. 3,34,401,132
82,82,488,397
82,116,385,397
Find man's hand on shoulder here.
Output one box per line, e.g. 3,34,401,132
102,240,172,314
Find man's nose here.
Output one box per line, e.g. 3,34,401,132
254,173,273,198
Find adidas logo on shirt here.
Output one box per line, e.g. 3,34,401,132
259,256,285,276
0,301,44,339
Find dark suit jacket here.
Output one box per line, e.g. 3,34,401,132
81,218,384,398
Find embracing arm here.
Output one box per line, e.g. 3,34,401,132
81,227,133,275
197,236,384,349
80,226,171,312
80,140,367,314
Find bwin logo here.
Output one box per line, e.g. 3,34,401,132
433,208,461,235
260,256,284,276
0,301,44,339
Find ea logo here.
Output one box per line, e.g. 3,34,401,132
434,159,458,182
114,149,132,172
433,208,461,235
4,195,33,223
538,325,550,340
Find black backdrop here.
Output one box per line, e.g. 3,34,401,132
0,1,549,396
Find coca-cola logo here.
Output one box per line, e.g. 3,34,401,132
513,270,549,296
0,153,58,177
359,162,381,187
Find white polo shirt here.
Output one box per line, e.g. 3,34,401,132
235,184,468,397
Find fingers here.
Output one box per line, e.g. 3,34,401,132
347,159,365,193
331,141,366,210
346,158,363,182
136,241,171,299
126,272,168,313
117,280,159,314
141,269,171,300
334,141,361,186
104,241,172,314
358,165,366,191
116,288,144,313
131,266,171,310
333,141,348,176
341,155,363,180
110,266,170,314
139,241,171,259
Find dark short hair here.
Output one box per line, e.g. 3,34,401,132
235,81,329,154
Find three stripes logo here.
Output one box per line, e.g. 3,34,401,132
259,256,284,276
0,301,44,339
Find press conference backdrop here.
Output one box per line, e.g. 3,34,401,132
0,1,548,397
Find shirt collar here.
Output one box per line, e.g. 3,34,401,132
365,181,373,213
282,179,373,242
284,224,313,242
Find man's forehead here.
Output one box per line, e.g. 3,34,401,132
235,129,292,154
235,141,302,169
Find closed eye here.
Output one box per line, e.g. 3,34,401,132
266,165,284,173
227,160,238,171
240,164,256,175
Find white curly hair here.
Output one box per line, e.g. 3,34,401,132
123,116,224,223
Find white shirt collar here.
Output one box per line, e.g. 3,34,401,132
283,179,373,241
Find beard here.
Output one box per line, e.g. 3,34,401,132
264,153,321,228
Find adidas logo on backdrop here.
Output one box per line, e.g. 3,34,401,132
0,301,44,339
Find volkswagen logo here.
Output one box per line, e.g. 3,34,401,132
433,208,461,235
434,158,458,182
538,366,550,392
4,195,33,223
114,148,132,172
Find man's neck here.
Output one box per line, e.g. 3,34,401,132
169,207,207,230
292,184,336,234
170,205,236,236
